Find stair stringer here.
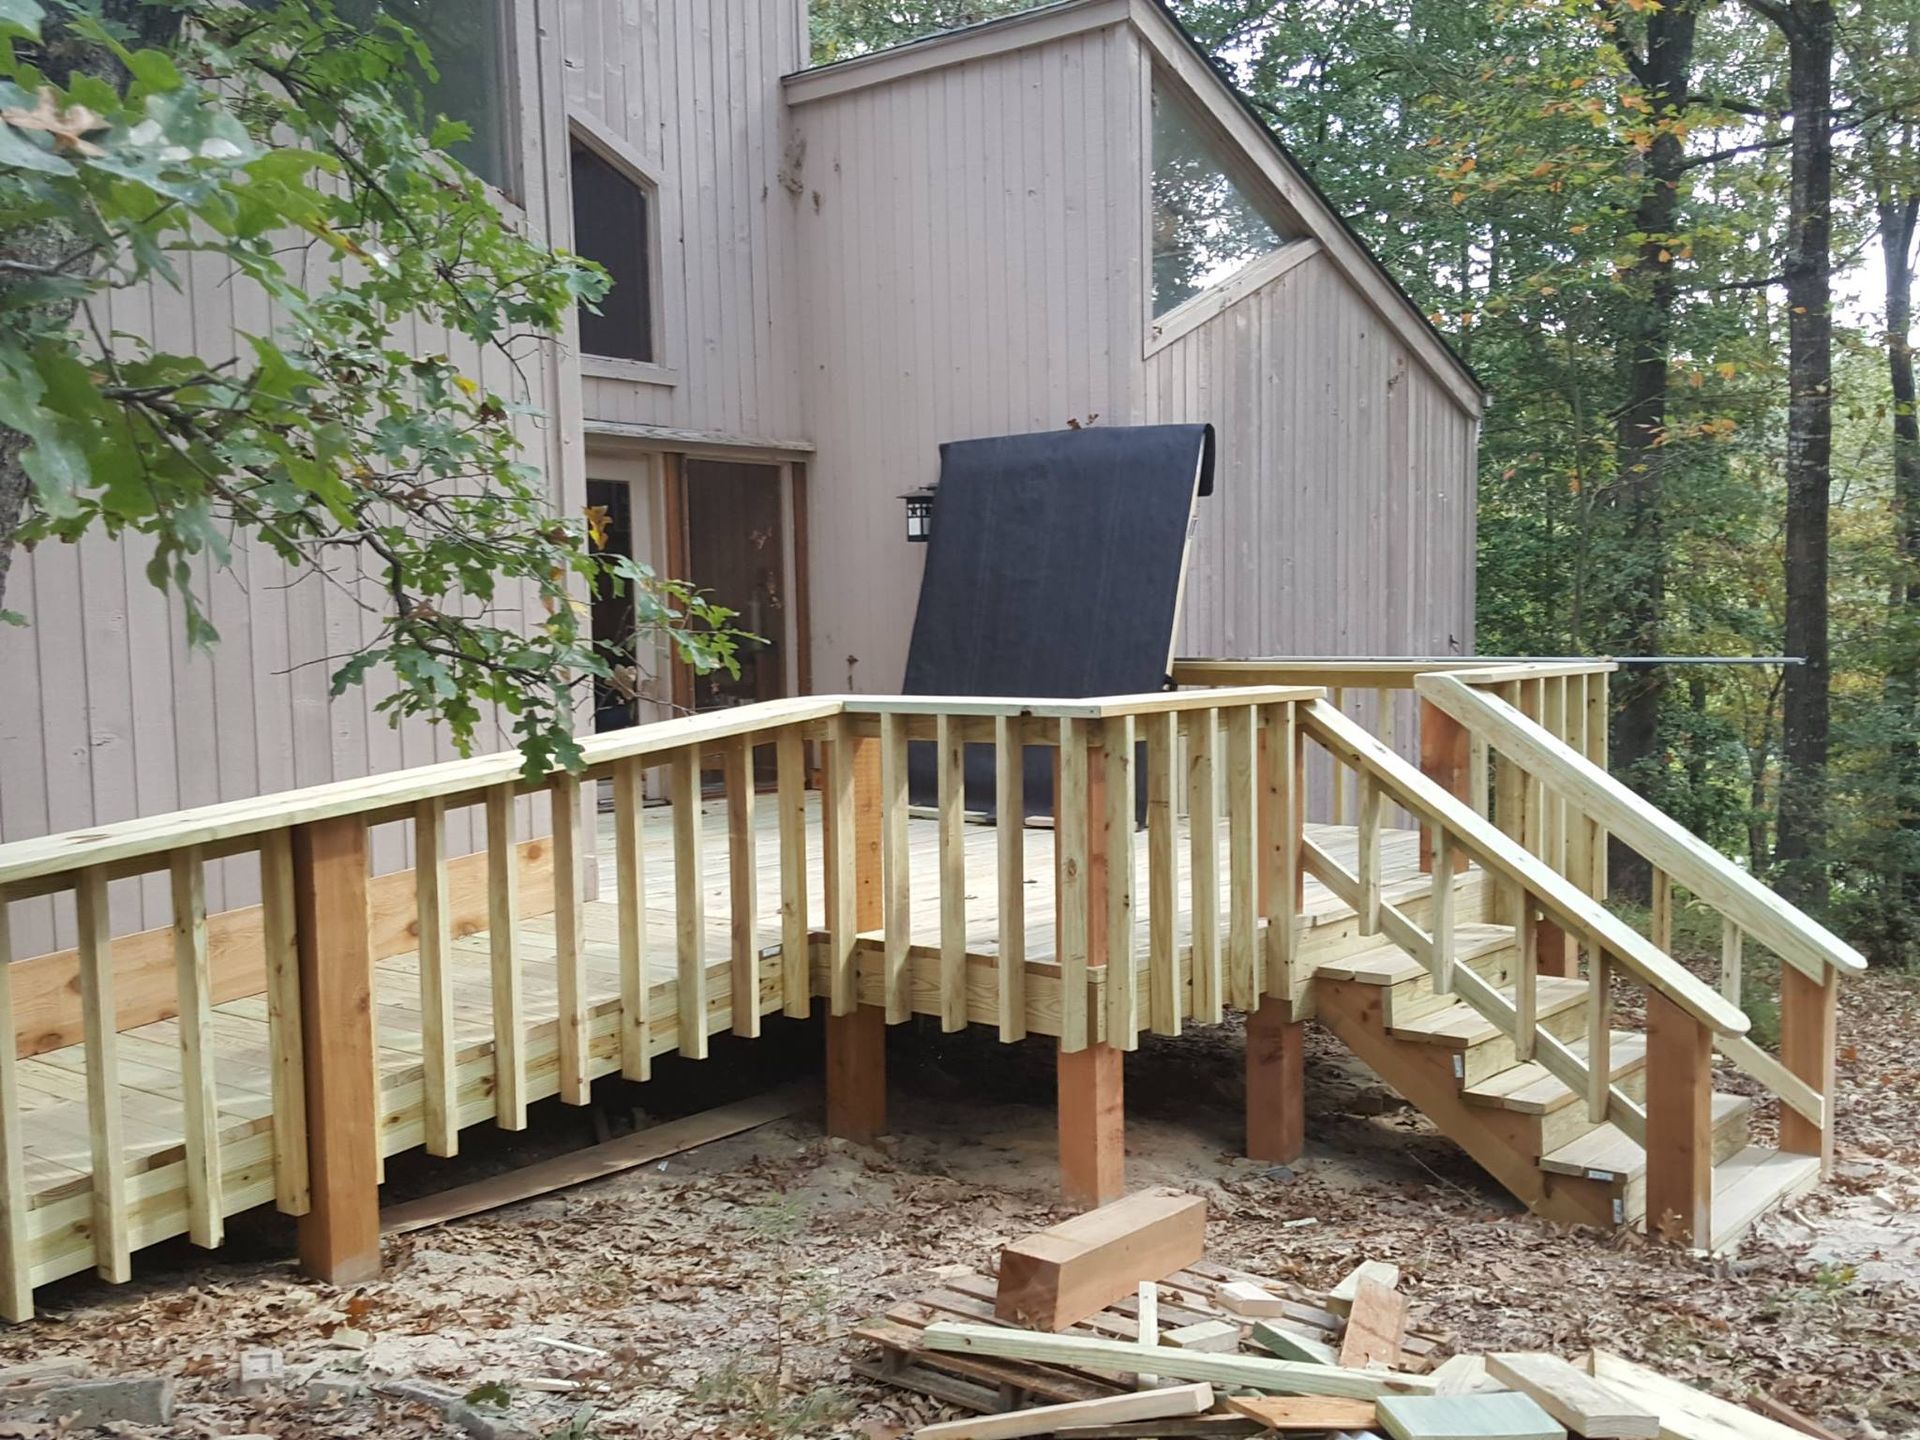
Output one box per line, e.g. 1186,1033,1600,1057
1314,978,1620,1229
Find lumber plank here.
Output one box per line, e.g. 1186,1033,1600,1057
1328,1260,1400,1314
995,1189,1206,1332
380,1084,814,1234
1485,1353,1657,1439
1250,1321,1337,1367
920,1322,1435,1400
1163,1320,1240,1352
1217,1280,1288,1317
1580,1352,1806,1440
1338,1278,1409,1370
1226,1395,1378,1432
1376,1392,1566,1440
912,1381,1214,1440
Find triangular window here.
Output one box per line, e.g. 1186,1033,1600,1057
1151,82,1292,317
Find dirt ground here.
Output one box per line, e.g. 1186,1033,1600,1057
4,968,1919,1440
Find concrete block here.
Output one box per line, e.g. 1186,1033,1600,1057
43,1376,175,1427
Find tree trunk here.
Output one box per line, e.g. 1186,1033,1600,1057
1773,0,1835,910
1607,2,1699,900
1882,190,1920,956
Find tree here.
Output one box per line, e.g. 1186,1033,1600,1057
0,0,737,776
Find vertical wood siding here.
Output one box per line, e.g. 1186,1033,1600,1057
791,22,1150,696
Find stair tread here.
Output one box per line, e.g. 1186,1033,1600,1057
1315,925,1514,986
1463,1033,1649,1113
1710,1146,1824,1252
1540,1093,1751,1180
1388,976,1588,1048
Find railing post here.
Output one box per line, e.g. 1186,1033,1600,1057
1059,726,1125,1209
292,815,382,1286
1418,697,1469,875
1779,962,1837,1172
1645,988,1713,1247
1249,702,1304,1164
825,729,886,1144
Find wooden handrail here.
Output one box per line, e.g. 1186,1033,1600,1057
1414,674,1867,982
1173,658,1618,689
1300,700,1748,1037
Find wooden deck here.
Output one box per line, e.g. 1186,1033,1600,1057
9,800,1430,1289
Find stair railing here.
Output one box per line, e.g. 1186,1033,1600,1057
1298,697,1751,1245
1415,671,1864,1222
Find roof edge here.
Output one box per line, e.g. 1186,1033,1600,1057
783,0,1130,106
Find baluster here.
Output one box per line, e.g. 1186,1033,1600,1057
724,737,759,1041
551,770,590,1095
937,714,967,1033
1105,714,1138,1049
1587,946,1611,1124
1651,868,1672,953
612,758,650,1079
257,830,309,1215
823,716,860,1016
1470,735,1491,820
1225,705,1258,1011
171,848,222,1248
1585,671,1611,899
0,901,29,1322
1544,677,1567,876
1376,686,1396,757
1430,828,1455,994
995,715,1027,1042
1720,920,1744,1006
413,798,457,1154
1566,675,1591,892
76,867,129,1282
776,728,810,1020
1520,678,1544,865
669,749,707,1058
1146,710,1180,1036
1514,901,1538,1063
880,711,911,1023
1329,687,1348,824
1057,719,1092,1050
485,784,527,1128
1187,709,1222,1024
1357,774,1383,936
1418,697,1469,873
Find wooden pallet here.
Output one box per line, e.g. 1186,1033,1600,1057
853,1258,1445,1422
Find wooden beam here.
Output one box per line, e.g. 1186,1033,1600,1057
1059,1040,1126,1209
1060,735,1123,1207
1644,987,1712,1247
170,849,222,1248
826,733,886,1143
292,815,382,1287
994,1189,1206,1331
1245,995,1303,1165
914,1383,1215,1440
1226,1396,1378,1432
1484,1352,1658,1439
1778,961,1837,1170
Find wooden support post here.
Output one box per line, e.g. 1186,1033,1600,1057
292,815,382,1286
1245,996,1304,1165
1417,698,1469,875
1779,962,1837,1171
826,734,886,1144
1060,737,1124,1209
1536,920,1576,979
1644,988,1712,1247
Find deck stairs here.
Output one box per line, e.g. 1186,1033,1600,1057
1304,914,1822,1250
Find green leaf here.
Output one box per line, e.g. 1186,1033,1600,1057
0,119,70,174
21,428,87,515
0,0,39,39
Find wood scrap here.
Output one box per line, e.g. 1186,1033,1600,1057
1485,1354,1657,1439
1751,1396,1844,1440
1217,1280,1289,1317
378,1084,814,1234
1428,1355,1493,1397
1328,1261,1400,1315
1227,1395,1379,1431
1053,1420,1261,1439
1164,1320,1242,1353
919,1321,1435,1400
1376,1393,1566,1440
1251,1321,1338,1367
1337,1279,1410,1370
1580,1352,1808,1440
1136,1281,1160,1389
995,1189,1207,1332
912,1382,1215,1440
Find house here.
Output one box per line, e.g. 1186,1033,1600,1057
0,2,1859,1320
1,0,1480,954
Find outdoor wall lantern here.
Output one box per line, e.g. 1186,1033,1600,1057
901,484,937,543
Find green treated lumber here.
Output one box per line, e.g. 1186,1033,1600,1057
1249,1320,1338,1366
1377,1392,1565,1440
918,1322,1435,1401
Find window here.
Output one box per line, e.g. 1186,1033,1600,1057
317,0,520,197
570,135,657,364
1151,81,1292,318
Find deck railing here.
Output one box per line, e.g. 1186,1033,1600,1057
0,683,1317,1316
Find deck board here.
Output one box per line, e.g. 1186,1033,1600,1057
11,800,1438,1286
